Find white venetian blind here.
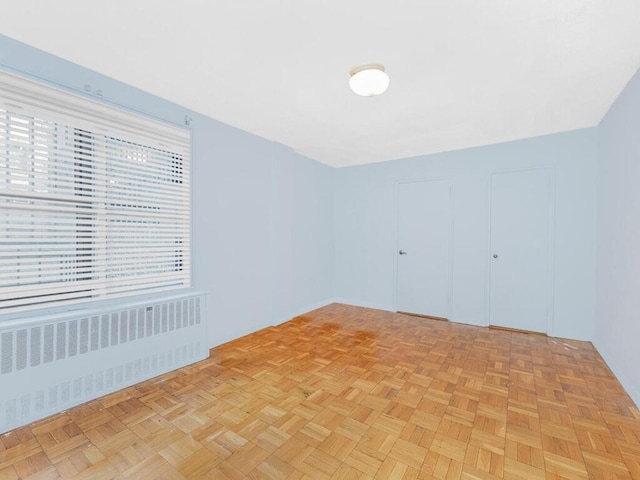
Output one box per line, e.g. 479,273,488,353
0,70,191,313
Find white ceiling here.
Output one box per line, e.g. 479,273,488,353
1,1,639,168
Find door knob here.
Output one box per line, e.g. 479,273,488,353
399,250,408,255
492,253,498,258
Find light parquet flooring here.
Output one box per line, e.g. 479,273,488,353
1,304,640,479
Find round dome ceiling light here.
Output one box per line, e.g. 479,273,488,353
349,64,389,97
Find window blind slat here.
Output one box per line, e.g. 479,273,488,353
0,258,191,274
0,69,191,314
0,183,190,211
1,284,190,314
1,269,190,297
1,202,189,221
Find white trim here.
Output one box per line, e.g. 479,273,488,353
272,298,336,326
290,298,337,319
273,297,396,326
328,298,394,313
285,298,489,324
449,316,487,327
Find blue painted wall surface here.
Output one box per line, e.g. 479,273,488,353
333,129,598,340
596,66,640,406
292,155,334,315
270,145,334,325
0,34,334,347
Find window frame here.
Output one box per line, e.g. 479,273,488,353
0,69,192,318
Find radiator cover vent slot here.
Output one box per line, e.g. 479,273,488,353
0,293,207,434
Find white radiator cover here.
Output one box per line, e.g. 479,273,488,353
0,292,207,434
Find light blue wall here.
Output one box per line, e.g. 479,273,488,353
271,146,334,325
0,35,334,347
194,118,275,344
333,129,599,340
271,146,295,326
292,156,334,314
596,66,640,406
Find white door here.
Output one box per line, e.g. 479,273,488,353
489,168,552,333
396,180,452,318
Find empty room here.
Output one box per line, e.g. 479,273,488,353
1,1,640,479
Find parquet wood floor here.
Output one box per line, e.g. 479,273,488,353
1,304,640,479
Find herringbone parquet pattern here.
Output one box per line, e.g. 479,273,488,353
1,304,639,479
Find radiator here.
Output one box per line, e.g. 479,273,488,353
0,292,207,434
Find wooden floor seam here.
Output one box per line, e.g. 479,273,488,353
1,303,639,479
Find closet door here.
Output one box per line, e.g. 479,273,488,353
489,168,553,333
396,179,452,319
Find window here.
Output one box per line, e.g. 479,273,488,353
0,70,191,314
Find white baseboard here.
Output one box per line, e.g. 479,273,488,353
449,317,487,328
272,298,336,326
290,298,338,319
592,339,640,408
331,298,394,312
273,297,395,326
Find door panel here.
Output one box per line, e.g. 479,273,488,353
396,180,452,318
489,168,552,333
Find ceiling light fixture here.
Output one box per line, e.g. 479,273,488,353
349,64,389,97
